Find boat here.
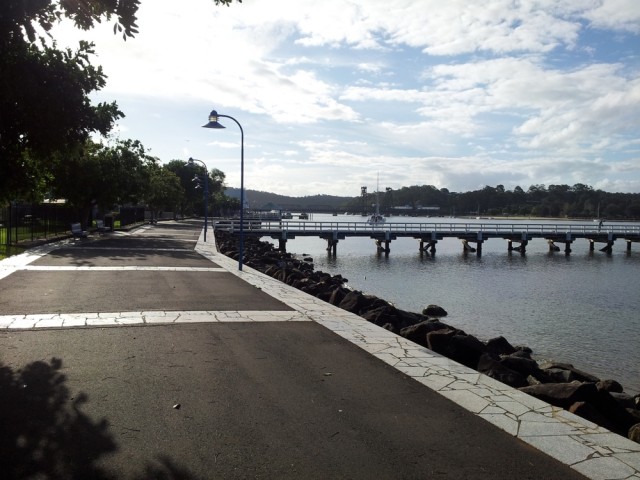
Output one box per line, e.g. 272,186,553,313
367,174,386,225
281,211,293,219
299,212,309,220
367,213,386,225
593,202,601,222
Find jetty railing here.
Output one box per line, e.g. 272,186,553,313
215,220,640,236
213,219,640,256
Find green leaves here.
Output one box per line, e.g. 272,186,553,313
0,1,139,203
0,1,238,203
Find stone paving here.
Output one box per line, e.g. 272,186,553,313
1,226,639,480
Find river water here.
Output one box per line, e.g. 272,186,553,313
266,214,640,395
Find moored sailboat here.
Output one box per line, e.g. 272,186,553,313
367,173,386,225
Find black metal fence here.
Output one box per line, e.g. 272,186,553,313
1,204,147,246
117,206,146,228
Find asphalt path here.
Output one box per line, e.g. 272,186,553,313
0,270,292,314
0,220,588,479
31,247,219,268
0,221,290,314
1,323,587,480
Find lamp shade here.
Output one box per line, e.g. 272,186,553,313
202,110,226,129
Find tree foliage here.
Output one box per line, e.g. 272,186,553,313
0,1,140,203
164,160,229,217
342,183,640,219
145,165,184,219
1,1,244,204
49,139,154,225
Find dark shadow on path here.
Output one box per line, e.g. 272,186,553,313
0,358,116,479
0,358,203,480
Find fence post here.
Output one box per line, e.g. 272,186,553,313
1,205,6,246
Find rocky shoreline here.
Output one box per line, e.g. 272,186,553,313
215,229,640,443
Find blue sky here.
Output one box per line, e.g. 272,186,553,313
53,0,640,197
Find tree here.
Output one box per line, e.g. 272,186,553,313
626,202,640,218
146,166,184,221
50,139,153,226
165,160,202,217
0,1,142,203
164,160,228,217
0,0,242,203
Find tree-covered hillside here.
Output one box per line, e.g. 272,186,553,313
233,184,640,219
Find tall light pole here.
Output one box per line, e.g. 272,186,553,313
203,110,245,271
187,157,209,242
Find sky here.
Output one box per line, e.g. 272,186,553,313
52,0,640,197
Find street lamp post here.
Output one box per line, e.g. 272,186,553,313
187,157,209,242
203,110,245,271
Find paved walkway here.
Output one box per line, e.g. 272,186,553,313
0,220,638,480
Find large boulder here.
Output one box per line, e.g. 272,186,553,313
540,363,600,383
448,334,488,369
499,354,549,383
400,319,451,346
509,348,534,360
519,382,598,409
395,310,428,330
478,353,528,388
627,408,640,425
426,328,456,354
361,305,400,328
315,289,333,303
596,379,624,393
427,331,487,369
285,269,306,285
609,392,638,409
569,402,617,432
568,392,639,438
337,291,367,313
328,287,349,306
422,304,448,317
485,336,517,356
591,389,638,436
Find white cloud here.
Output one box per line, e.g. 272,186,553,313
581,0,640,33
47,0,640,195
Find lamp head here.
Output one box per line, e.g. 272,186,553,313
187,157,195,165
202,110,226,129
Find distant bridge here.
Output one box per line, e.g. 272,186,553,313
214,220,640,256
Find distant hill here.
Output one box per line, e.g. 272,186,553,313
225,184,640,219
225,188,353,211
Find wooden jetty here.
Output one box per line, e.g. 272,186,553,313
214,220,640,256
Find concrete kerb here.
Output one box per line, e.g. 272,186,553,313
199,227,640,480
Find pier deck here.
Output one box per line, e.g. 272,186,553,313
215,220,640,255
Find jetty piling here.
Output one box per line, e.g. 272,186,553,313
419,239,437,253
546,240,561,252
320,231,343,256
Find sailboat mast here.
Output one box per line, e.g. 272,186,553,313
376,172,380,215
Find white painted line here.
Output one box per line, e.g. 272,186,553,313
0,310,311,329
21,266,228,272
62,247,194,251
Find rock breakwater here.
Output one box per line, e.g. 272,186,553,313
215,229,640,442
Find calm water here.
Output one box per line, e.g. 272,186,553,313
267,215,640,395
